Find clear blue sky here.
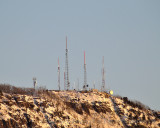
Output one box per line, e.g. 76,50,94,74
0,1,160,110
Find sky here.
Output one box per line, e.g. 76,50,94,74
0,0,160,110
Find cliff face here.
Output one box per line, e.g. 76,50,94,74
0,90,160,128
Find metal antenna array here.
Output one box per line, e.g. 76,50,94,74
33,77,37,97
102,56,105,91
65,36,70,90
33,77,37,91
58,57,60,90
33,77,37,90
83,51,88,90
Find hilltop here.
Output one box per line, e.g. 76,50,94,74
0,84,160,128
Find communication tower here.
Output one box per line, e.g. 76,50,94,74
65,36,70,90
83,51,88,90
33,77,37,90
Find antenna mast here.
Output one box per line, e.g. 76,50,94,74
65,36,70,90
83,51,87,90
102,56,105,92
58,57,60,90
33,77,37,90
33,77,37,96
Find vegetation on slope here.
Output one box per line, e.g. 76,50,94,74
0,84,160,128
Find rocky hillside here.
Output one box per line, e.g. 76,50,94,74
0,89,160,128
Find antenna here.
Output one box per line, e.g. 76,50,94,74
65,36,70,90
58,57,60,90
102,56,105,92
33,77,37,91
83,51,87,90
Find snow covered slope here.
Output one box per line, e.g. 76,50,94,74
0,90,160,128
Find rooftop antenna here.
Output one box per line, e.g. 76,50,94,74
58,57,60,90
102,56,105,92
65,36,70,90
83,51,88,90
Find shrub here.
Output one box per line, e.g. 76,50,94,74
0,84,34,95
92,101,112,114
115,95,123,99
36,108,40,113
81,103,90,115
29,103,35,110
153,111,160,119
54,111,64,117
65,102,83,115
24,113,33,128
123,97,149,110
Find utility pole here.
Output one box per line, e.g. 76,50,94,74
83,51,88,90
102,56,105,92
58,57,60,90
65,36,70,90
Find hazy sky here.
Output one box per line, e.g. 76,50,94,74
0,1,160,110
